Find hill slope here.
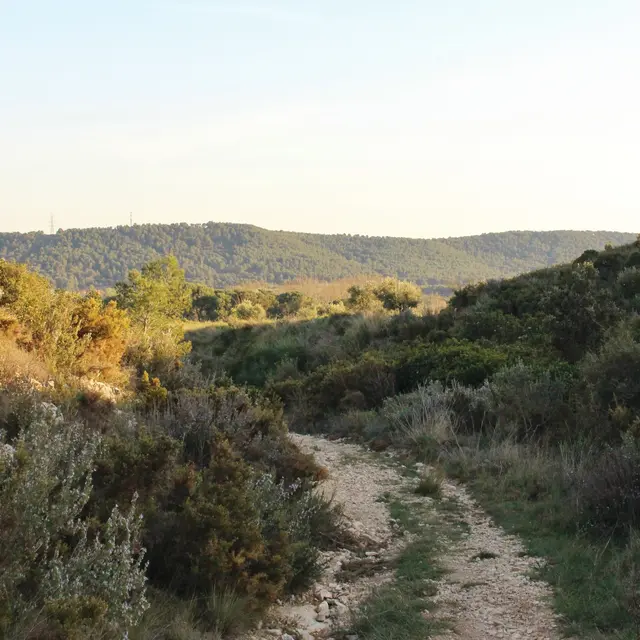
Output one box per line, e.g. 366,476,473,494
0,223,634,291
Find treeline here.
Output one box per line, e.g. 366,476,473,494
188,277,424,322
0,222,634,291
187,237,640,638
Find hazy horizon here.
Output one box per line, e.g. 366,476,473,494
2,1,639,237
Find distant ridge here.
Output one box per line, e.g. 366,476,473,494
0,223,635,292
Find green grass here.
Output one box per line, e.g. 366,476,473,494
340,496,464,640
128,587,259,640
414,471,443,498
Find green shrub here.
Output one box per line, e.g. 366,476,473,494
396,339,508,391
573,249,600,265
251,473,343,591
0,401,148,637
231,300,267,321
487,362,571,440
617,267,640,299
341,313,388,355
268,292,315,319
379,383,459,456
593,249,628,281
139,370,169,408
372,278,422,312
414,470,443,497
152,383,323,484
573,436,640,536
540,263,621,362
306,355,396,414
455,306,523,342
582,327,640,416
144,436,272,598
90,428,181,522
345,284,383,313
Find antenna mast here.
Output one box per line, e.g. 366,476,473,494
130,212,133,226
49,214,55,235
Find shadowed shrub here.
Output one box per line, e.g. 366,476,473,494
573,436,640,536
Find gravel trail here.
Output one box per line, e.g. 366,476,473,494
431,478,560,640
244,435,560,640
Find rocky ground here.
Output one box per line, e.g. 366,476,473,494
241,435,560,640
430,479,559,640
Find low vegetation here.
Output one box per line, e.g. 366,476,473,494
5,234,640,638
344,496,459,640
187,236,640,639
0,256,345,639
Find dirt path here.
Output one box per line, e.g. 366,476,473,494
244,435,560,640
432,477,560,640
244,435,410,640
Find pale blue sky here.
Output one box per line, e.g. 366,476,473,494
1,0,639,237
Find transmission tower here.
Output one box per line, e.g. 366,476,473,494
130,212,133,226
49,214,55,235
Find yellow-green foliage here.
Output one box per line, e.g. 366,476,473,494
345,278,423,313
0,260,132,380
116,256,192,374
139,370,169,407
73,292,131,382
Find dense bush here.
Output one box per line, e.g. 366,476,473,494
0,401,147,638
396,339,509,391
540,264,621,362
572,435,640,536
0,261,132,380
485,362,571,441
582,327,640,417
232,300,267,321
345,278,422,313
0,257,347,637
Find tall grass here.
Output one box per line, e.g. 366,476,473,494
0,337,49,385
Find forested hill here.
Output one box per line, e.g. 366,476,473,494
0,222,634,291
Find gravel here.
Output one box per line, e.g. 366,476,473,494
244,435,560,640
431,479,560,640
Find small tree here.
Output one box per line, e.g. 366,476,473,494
345,285,382,313
372,278,422,312
116,257,191,372
268,292,315,318
73,292,131,381
116,256,191,334
232,300,267,321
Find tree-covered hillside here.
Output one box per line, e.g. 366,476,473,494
0,222,634,291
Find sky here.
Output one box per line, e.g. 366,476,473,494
0,0,639,238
